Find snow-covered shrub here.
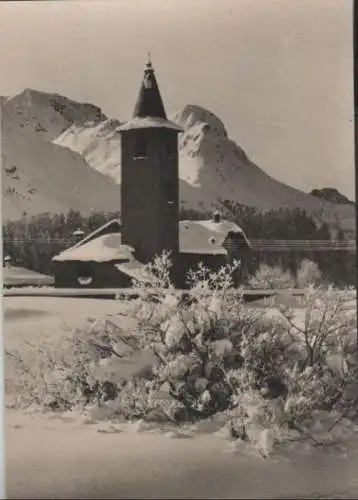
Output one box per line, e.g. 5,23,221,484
128,257,357,430
5,318,140,411
127,259,252,420
296,259,322,288
248,263,295,290
6,253,357,455
278,286,358,428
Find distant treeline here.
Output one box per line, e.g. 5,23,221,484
2,206,356,287
183,202,356,287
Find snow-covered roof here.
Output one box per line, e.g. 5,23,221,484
133,60,167,119
68,219,121,252
115,260,146,281
53,217,251,263
3,266,54,286
179,219,251,255
116,61,183,134
53,233,134,262
116,116,182,132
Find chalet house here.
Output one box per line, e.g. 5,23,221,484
52,60,251,288
53,215,251,288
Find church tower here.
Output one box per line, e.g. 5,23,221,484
118,58,183,264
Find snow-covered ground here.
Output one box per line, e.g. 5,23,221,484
5,407,358,499
4,296,358,499
3,296,130,354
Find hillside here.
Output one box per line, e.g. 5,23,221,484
172,106,355,232
310,187,355,205
2,89,355,231
54,118,122,182
5,89,106,141
1,92,121,220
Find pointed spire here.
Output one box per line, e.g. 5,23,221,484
133,57,167,119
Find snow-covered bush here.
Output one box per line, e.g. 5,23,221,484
6,253,357,455
296,259,322,288
248,263,295,290
126,257,357,430
5,319,133,410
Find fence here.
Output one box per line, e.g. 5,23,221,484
2,239,357,252
249,240,356,252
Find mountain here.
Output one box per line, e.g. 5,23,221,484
310,188,355,205
1,91,121,220
2,89,355,232
5,88,106,141
53,117,122,182
172,106,353,216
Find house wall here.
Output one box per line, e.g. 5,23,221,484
53,260,133,288
224,233,252,284
120,128,180,264
226,249,251,284
174,249,253,289
53,251,249,290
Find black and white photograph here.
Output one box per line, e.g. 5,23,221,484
1,0,357,498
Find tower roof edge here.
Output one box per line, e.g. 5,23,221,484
116,116,183,133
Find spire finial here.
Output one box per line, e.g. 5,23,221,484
146,52,152,69
133,56,167,119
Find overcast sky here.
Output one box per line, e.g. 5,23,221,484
0,0,355,199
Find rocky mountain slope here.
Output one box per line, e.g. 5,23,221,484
310,187,354,205
172,106,354,219
1,91,121,220
2,89,355,232
53,118,122,182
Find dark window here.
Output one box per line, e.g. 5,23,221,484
166,177,176,206
134,136,147,158
165,136,176,159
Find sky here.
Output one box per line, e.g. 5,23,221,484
0,0,355,199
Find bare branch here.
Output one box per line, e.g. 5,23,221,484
87,341,124,359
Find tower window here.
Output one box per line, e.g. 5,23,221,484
134,136,147,158
166,177,176,206
165,136,176,159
